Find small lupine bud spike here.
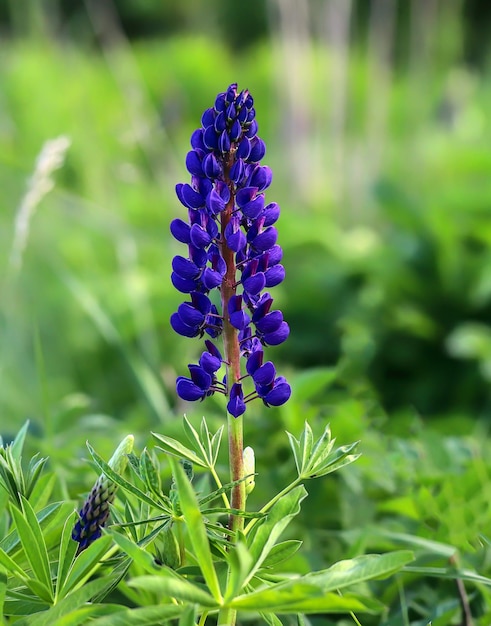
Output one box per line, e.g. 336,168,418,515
72,435,134,553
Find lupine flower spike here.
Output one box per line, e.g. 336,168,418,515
72,434,134,553
170,83,291,416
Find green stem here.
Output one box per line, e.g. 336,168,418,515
209,465,231,509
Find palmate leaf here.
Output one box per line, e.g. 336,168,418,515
286,422,360,480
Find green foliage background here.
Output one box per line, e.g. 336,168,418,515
1,1,491,623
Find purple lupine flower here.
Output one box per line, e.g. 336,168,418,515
170,84,291,416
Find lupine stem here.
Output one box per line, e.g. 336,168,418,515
221,155,246,535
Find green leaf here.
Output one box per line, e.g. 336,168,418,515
304,551,414,592
90,605,183,626
152,432,207,468
129,574,218,607
183,415,209,463
261,540,303,568
285,432,302,476
230,584,383,614
168,456,222,603
55,512,79,600
58,535,113,597
299,422,314,475
246,486,308,585
210,425,224,466
28,471,56,510
10,421,29,462
10,497,53,597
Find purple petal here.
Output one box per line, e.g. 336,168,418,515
176,377,205,401
251,227,278,252
246,349,264,375
255,310,283,334
202,153,221,179
186,150,203,177
263,321,290,346
227,383,246,417
243,272,266,296
237,137,251,160
172,256,200,280
264,380,291,406
249,166,272,191
265,264,285,287
263,202,281,226
190,224,212,249
253,361,276,386
177,183,205,210
205,339,222,361
241,195,265,219
177,302,205,326
170,219,191,244
171,273,197,293
189,364,212,389
230,119,242,142
190,129,206,151
202,267,223,290
219,130,231,153
207,188,227,215
199,351,221,374
170,312,199,338
201,108,215,127
203,126,219,150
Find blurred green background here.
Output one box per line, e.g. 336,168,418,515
3,1,491,623
2,0,491,430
